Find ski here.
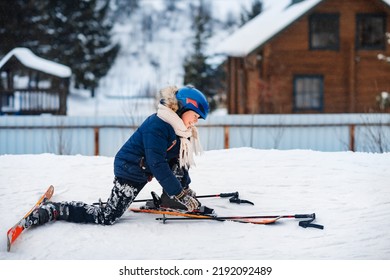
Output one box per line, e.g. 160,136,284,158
129,192,323,228
130,207,281,225
6,185,54,252
159,213,324,229
130,207,323,228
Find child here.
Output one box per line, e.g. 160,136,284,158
23,85,210,227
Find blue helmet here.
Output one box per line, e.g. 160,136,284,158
176,86,210,119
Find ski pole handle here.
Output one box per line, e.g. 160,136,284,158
295,213,316,219
219,192,239,198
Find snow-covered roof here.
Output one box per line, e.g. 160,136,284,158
0,48,71,78
215,0,390,57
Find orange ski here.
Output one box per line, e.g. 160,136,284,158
130,207,281,225
7,185,54,252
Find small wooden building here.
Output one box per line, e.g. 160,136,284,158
0,48,71,115
217,0,390,114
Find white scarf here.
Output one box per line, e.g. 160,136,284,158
156,104,203,169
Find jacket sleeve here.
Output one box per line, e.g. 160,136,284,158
142,126,183,196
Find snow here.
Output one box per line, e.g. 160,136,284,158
1,148,389,261
1,1,389,278
67,92,157,117
214,0,390,57
0,48,71,78
214,0,323,57
92,0,254,102
210,0,255,20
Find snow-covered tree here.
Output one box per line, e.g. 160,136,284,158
0,0,119,97
0,0,48,55
183,0,219,111
240,0,263,26
110,0,140,23
43,0,119,96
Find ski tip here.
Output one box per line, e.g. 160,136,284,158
7,236,11,252
6,228,15,252
48,185,55,195
6,185,55,252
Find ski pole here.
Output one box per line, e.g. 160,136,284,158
132,192,240,202
93,191,246,205
159,213,314,220
195,192,239,198
194,192,254,205
156,213,324,229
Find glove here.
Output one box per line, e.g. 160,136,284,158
174,189,199,212
184,186,196,198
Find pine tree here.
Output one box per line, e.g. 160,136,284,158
78,0,120,96
0,0,119,97
111,0,140,23
240,0,263,26
0,0,49,56
43,0,119,96
165,0,177,12
183,0,219,111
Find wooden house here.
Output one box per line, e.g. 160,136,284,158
216,0,390,114
0,48,71,115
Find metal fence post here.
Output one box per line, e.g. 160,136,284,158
94,127,100,156
224,125,230,149
349,124,355,152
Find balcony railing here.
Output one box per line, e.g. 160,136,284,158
0,89,66,115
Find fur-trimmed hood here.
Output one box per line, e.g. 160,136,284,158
159,85,179,112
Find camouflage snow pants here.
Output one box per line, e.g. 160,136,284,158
56,178,146,225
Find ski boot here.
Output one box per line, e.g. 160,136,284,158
160,191,216,216
22,201,64,229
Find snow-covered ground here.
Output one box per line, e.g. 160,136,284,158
1,148,389,259
1,2,389,278
1,148,389,279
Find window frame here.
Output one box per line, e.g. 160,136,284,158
293,75,324,112
309,13,340,50
355,13,387,50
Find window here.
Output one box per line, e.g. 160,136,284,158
0,72,8,90
356,14,386,50
293,75,324,111
309,13,339,50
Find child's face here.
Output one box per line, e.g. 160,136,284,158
181,110,200,128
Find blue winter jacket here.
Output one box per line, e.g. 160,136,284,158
114,114,190,196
